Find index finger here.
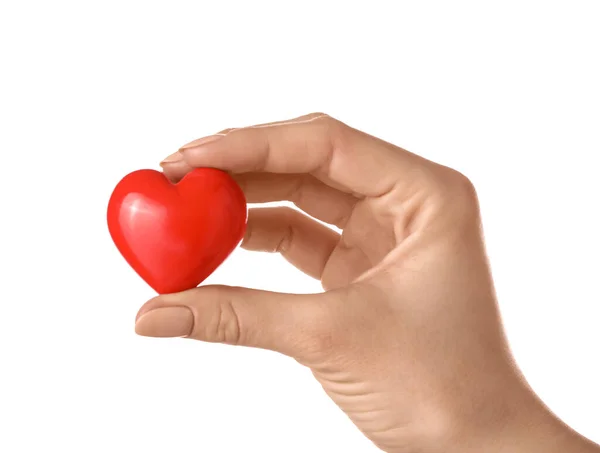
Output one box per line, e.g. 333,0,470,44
178,113,431,198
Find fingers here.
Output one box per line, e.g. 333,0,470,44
215,112,328,135
235,173,357,228
243,207,340,279
160,158,194,183
161,167,357,228
134,285,336,358
160,113,328,183
172,113,432,198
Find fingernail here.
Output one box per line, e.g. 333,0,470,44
160,151,183,165
135,307,194,338
179,134,223,151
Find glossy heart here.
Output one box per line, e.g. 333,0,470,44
107,168,247,294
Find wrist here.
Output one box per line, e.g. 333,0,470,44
437,381,598,453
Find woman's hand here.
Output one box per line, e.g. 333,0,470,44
135,113,599,453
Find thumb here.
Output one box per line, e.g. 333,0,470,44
134,285,335,358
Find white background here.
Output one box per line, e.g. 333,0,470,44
1,1,599,452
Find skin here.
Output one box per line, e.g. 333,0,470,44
135,113,600,453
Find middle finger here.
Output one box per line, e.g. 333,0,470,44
234,173,358,229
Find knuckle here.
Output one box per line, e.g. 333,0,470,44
307,111,332,121
318,116,350,160
449,169,478,200
312,112,344,137
274,207,301,254
323,115,345,135
449,170,479,210
203,291,242,345
216,298,242,345
275,206,300,254
240,217,254,248
434,168,481,223
299,114,349,175
275,224,294,254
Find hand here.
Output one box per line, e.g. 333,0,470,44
135,113,599,453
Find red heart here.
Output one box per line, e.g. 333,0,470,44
107,168,247,294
